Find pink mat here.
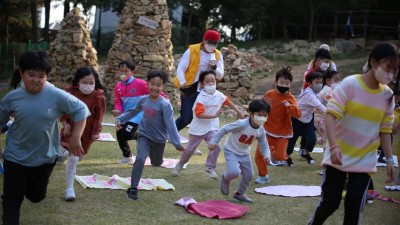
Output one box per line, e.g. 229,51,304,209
175,197,249,219
255,185,321,197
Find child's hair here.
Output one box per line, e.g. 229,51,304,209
306,71,323,83
72,67,106,92
365,42,397,72
275,66,293,82
118,60,135,71
10,51,51,89
248,99,271,114
147,70,169,84
199,70,216,83
315,48,331,60
322,70,339,86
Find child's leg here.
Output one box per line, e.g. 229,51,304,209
287,118,301,156
149,141,166,166
178,134,204,166
303,121,317,153
269,135,289,161
343,172,371,224
308,166,347,225
65,155,79,191
204,130,221,170
116,122,139,157
314,117,327,149
236,154,254,195
222,150,240,182
255,145,268,176
131,135,151,188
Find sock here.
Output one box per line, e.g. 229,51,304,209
66,155,79,190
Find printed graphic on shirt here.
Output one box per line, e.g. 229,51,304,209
238,135,255,145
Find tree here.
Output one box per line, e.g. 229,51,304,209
43,0,50,42
31,0,38,43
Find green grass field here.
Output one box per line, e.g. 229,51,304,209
0,113,399,225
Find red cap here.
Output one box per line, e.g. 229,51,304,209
203,30,220,41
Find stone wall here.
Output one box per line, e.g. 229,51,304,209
47,8,98,87
103,0,177,106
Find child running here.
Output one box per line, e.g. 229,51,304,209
172,70,243,179
286,71,326,166
209,99,271,203
254,66,301,183
314,70,340,151
0,51,89,224
308,42,397,225
115,70,185,200
58,67,106,201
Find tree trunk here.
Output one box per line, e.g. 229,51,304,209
30,0,38,43
230,25,236,42
44,0,50,42
308,0,314,40
64,0,70,17
282,14,288,40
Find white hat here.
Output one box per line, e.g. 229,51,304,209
319,44,330,51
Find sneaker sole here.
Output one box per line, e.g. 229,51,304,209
233,195,253,203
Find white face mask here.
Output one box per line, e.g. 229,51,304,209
330,82,339,90
205,44,216,53
253,115,268,126
203,84,216,94
374,66,394,85
79,83,95,95
320,63,330,71
312,83,323,93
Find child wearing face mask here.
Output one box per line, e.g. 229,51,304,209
286,71,326,165
172,70,244,179
208,99,271,203
314,70,341,151
58,67,106,201
308,42,397,225
306,44,337,72
254,67,301,182
303,48,332,89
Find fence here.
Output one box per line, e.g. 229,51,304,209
0,41,50,81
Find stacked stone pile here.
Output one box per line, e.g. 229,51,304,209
48,8,98,87
103,0,177,106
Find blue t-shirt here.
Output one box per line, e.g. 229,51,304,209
0,84,90,166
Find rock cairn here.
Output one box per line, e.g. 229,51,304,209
48,8,98,87
103,0,176,106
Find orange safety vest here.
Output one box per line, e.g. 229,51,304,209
173,43,221,88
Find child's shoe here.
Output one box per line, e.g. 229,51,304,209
285,157,294,167
193,149,202,156
297,149,304,156
254,175,270,184
65,189,76,201
126,187,138,200
220,174,229,195
119,156,134,164
233,192,253,203
172,163,183,177
56,147,69,166
302,153,315,165
205,168,218,179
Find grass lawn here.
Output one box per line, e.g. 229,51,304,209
0,113,399,225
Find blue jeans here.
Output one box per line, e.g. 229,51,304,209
175,92,199,131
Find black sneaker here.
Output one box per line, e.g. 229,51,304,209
302,153,315,165
126,187,138,200
377,157,386,164
286,157,294,167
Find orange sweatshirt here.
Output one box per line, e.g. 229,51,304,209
263,89,301,138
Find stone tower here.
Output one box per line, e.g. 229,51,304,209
103,0,176,106
48,8,98,87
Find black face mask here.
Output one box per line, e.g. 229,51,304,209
277,85,289,94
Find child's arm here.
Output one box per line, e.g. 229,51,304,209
163,101,184,151
209,119,245,150
69,119,86,156
194,102,222,119
380,132,395,183
113,84,123,117
225,99,244,119
115,97,144,129
285,95,302,118
91,94,106,140
257,130,271,163
326,113,342,165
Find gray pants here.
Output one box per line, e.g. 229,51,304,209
131,135,165,188
223,149,254,195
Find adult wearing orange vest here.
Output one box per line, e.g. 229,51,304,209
173,30,224,133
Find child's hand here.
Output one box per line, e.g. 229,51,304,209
92,134,100,141
62,123,71,135
176,146,185,152
236,111,245,119
112,110,121,117
392,122,400,135
283,100,290,107
69,136,84,156
385,164,395,183
214,109,223,118
115,122,122,130
263,156,270,164
208,144,217,150
330,147,343,165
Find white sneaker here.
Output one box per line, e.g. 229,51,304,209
205,169,218,179
255,175,270,184
297,149,304,156
172,163,183,177
119,156,134,164
193,149,202,156
56,147,69,166
65,189,76,201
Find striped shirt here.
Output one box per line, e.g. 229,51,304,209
322,75,394,173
